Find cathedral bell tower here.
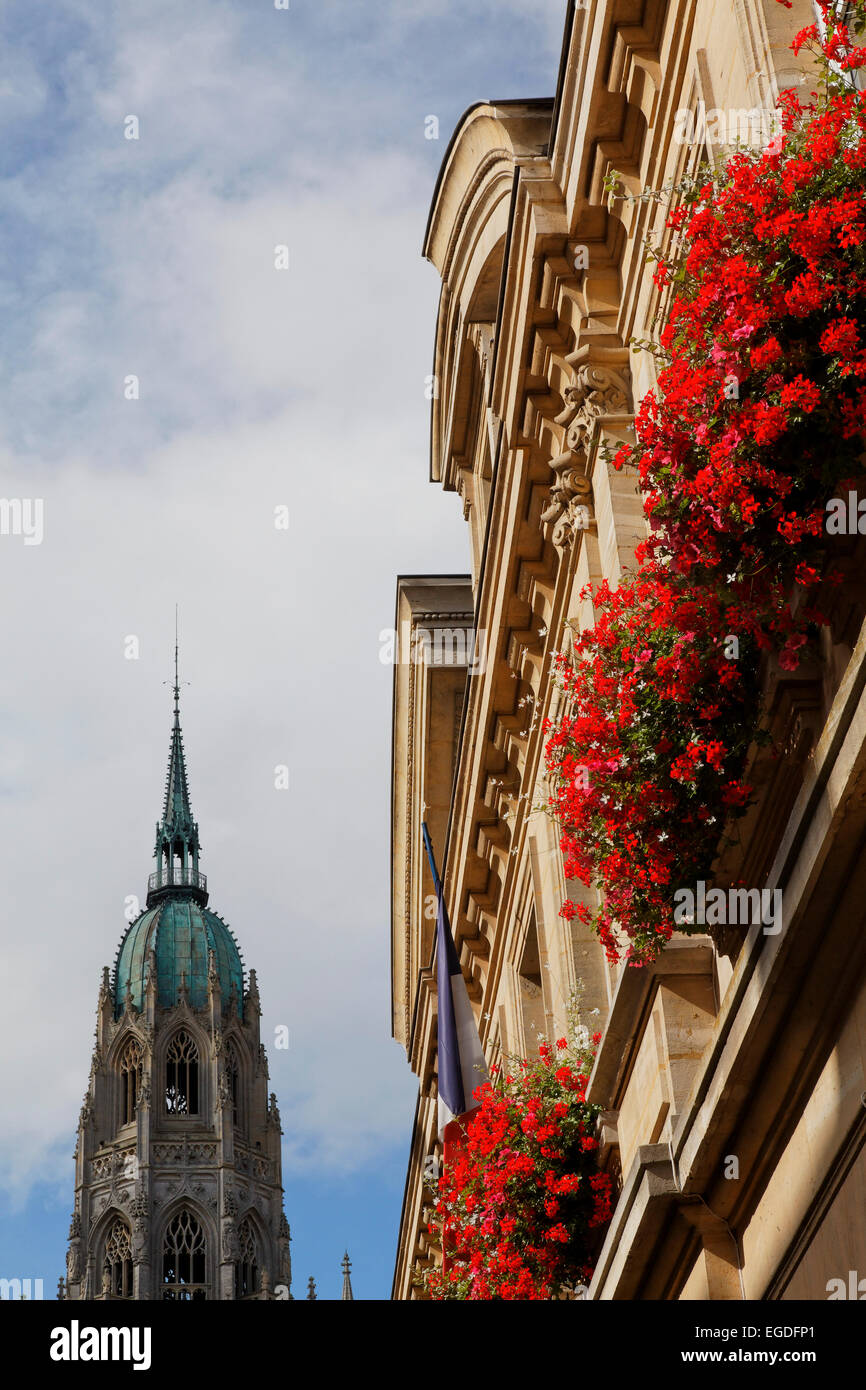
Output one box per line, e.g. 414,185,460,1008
62,665,292,1300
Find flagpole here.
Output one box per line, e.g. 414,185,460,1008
421,821,441,897
421,822,454,1280
422,821,485,1289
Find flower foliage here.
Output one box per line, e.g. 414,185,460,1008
418,1029,612,1300
545,2,866,964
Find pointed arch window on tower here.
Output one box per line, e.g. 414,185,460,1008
119,1037,142,1126
103,1219,133,1299
165,1030,199,1115
235,1218,259,1299
162,1210,207,1300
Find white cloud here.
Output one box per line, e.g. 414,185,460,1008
0,0,563,1204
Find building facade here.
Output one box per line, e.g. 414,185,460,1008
391,0,866,1298
61,677,292,1301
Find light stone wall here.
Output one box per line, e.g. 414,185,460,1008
391,0,866,1301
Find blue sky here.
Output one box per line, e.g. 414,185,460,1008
0,0,563,1299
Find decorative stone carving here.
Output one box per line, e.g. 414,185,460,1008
188,1142,217,1162
222,1220,239,1261
132,1188,148,1227
144,950,157,1000
131,1186,149,1262
151,1142,184,1163
278,1214,292,1289
541,351,632,547
66,1242,80,1282
164,1176,210,1205
81,1255,95,1302
218,1065,232,1110
96,1181,131,1215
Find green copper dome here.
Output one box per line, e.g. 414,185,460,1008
114,897,244,1017
113,651,244,1017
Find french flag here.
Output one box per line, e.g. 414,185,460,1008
422,823,489,1140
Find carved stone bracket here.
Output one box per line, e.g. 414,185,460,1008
542,344,633,548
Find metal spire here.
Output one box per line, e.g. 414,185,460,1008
341,1251,354,1301
147,612,206,908
161,610,193,831
173,603,180,722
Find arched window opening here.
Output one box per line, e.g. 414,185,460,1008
162,1210,207,1300
165,1030,199,1115
103,1219,133,1299
235,1218,259,1299
119,1037,142,1126
226,1039,240,1129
